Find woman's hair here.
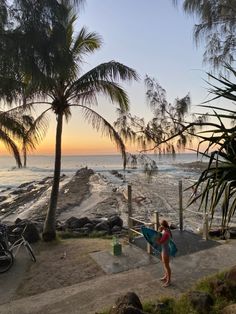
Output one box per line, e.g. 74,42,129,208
160,220,172,237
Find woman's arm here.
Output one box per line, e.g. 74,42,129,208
157,231,170,244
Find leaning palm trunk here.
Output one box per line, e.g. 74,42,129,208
43,113,63,241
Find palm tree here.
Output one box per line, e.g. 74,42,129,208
20,114,49,167
0,109,23,167
17,8,138,241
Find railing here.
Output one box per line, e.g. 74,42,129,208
127,184,160,254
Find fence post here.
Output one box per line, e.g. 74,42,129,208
154,211,159,231
147,242,152,254
128,184,132,242
179,180,183,231
203,212,209,240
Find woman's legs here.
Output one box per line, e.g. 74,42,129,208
162,254,171,286
160,254,167,281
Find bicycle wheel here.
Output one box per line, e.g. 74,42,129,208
0,249,13,273
24,242,36,262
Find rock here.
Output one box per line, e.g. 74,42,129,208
10,221,40,243
18,181,35,188
112,225,122,234
75,167,94,176
221,304,236,314
225,266,236,286
0,196,7,202
210,279,230,298
208,228,221,237
108,215,123,228
91,219,103,225
94,221,110,232
15,218,23,225
112,306,144,314
188,291,214,313
23,223,41,243
83,223,94,231
65,217,91,229
170,223,178,230
109,292,143,314
73,227,90,236
229,227,236,239
10,188,25,195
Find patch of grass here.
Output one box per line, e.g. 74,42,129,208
143,297,175,313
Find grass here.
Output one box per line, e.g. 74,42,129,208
97,269,236,314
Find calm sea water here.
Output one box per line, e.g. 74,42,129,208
0,153,202,190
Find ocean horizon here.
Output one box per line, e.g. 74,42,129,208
0,153,203,191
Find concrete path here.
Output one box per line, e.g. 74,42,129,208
0,240,235,314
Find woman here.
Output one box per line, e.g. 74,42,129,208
157,220,172,287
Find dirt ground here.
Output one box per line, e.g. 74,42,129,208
15,238,111,299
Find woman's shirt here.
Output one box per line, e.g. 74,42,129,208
158,229,171,255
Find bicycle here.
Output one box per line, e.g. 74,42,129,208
0,224,36,273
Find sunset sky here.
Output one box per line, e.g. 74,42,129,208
1,1,224,156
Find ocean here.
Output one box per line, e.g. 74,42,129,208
0,153,201,191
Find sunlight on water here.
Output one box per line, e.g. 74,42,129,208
0,153,201,190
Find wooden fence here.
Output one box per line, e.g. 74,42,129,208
127,180,210,251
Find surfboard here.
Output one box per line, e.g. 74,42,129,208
141,226,178,257
141,226,162,253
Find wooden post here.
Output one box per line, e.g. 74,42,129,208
128,184,132,242
203,212,209,240
147,242,152,254
154,211,159,231
179,180,183,231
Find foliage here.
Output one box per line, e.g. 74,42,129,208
115,75,204,155
98,268,236,313
189,65,236,231
0,108,24,167
0,2,138,241
174,0,236,70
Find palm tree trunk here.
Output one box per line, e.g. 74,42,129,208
23,145,27,168
43,113,63,241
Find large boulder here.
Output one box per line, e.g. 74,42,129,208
109,292,144,314
225,265,236,285
108,215,123,228
65,217,91,229
11,221,40,243
23,223,40,243
94,221,110,232
188,291,214,313
221,304,236,314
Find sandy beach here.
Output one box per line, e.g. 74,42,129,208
0,164,213,233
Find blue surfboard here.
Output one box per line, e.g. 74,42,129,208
141,226,178,257
141,226,162,253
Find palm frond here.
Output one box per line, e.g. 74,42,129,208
0,129,22,167
78,105,127,168
69,79,130,112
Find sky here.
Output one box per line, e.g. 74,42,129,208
1,0,220,155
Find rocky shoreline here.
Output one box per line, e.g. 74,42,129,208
1,165,235,239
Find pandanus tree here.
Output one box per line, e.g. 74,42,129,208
16,8,138,241
188,65,236,232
